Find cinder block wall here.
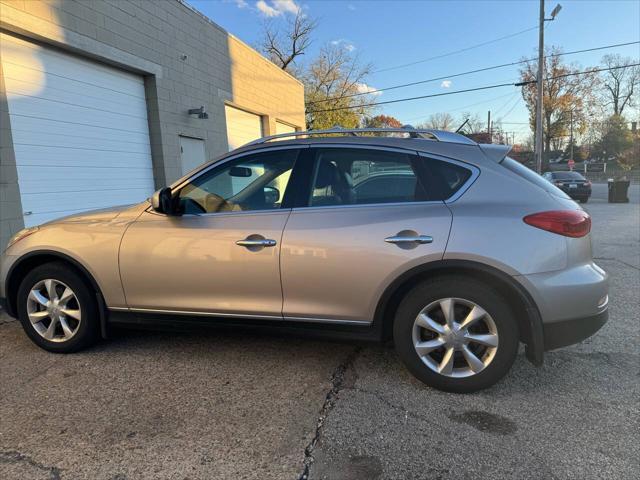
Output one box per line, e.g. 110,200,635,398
0,0,305,247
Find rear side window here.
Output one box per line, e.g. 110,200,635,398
306,148,474,207
309,148,428,207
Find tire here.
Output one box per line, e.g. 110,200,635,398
579,197,589,203
393,276,519,393
17,262,100,353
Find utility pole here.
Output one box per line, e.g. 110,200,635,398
535,1,562,174
535,0,545,173
569,110,574,162
487,110,491,143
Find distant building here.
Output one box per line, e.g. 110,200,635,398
0,0,304,247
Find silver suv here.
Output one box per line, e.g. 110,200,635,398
0,128,609,392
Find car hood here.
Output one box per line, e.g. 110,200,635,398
41,202,149,226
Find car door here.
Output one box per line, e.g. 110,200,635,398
118,147,302,318
280,146,469,324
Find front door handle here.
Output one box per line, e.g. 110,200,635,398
236,237,277,247
384,235,433,244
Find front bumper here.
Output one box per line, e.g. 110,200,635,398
543,308,608,350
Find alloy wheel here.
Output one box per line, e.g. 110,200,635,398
26,279,82,342
412,297,499,378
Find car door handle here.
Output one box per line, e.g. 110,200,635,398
236,238,277,247
384,235,433,244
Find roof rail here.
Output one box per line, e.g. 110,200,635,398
244,126,478,147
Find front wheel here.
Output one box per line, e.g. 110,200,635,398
393,277,519,393
17,262,100,353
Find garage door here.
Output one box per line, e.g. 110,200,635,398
275,121,296,135
1,33,155,227
225,105,263,151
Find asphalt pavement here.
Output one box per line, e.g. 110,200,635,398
1,183,638,480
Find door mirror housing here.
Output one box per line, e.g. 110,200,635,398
263,186,280,204
151,187,176,215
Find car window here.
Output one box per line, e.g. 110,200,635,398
309,148,428,207
426,158,473,200
552,171,585,180
178,149,298,214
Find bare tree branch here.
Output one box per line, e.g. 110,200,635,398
260,11,317,71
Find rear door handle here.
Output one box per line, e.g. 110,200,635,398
384,235,433,244
236,238,277,247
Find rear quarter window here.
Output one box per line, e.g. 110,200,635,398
423,159,473,201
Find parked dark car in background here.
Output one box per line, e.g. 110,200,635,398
543,171,592,203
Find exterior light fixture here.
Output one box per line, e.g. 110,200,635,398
188,106,208,119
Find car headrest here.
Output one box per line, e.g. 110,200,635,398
315,161,339,188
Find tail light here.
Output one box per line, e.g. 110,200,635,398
585,180,592,187
523,210,591,238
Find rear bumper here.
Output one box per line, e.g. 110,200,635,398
543,308,608,350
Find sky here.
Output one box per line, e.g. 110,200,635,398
187,0,640,143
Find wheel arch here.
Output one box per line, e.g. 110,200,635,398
5,251,108,337
374,259,544,365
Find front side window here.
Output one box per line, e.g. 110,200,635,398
310,148,427,207
178,149,297,214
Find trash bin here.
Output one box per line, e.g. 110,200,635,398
608,178,630,203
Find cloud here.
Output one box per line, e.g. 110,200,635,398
233,0,248,8
356,83,382,96
330,39,356,52
347,4,356,10
440,80,452,88
256,0,300,17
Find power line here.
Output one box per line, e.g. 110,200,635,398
402,91,516,123
373,25,539,73
308,40,640,105
311,63,640,113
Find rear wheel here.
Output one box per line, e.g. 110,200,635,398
393,276,519,393
17,262,100,353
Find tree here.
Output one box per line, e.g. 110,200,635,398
592,115,633,161
600,54,639,116
261,10,317,72
416,112,455,131
617,128,640,174
457,112,485,134
363,115,403,128
519,47,599,169
303,44,375,129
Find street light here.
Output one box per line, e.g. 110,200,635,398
535,1,562,174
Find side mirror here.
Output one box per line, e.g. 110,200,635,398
151,187,174,214
264,186,280,204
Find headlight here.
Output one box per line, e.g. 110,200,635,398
6,227,39,250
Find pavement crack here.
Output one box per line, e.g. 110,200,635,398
0,450,61,479
298,346,362,480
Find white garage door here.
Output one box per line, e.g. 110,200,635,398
275,121,296,135
225,105,263,151
1,33,155,227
